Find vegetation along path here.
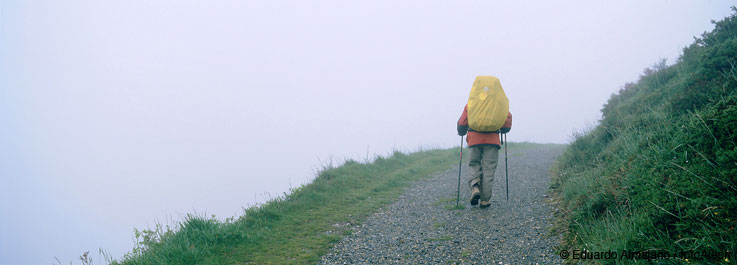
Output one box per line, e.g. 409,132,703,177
319,143,565,264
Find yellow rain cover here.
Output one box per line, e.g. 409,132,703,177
467,75,509,132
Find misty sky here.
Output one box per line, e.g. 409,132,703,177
1,1,734,264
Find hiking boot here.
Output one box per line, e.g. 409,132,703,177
470,186,481,206
479,201,491,209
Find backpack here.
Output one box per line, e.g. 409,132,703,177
467,75,509,132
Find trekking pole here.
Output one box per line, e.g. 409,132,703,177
456,135,464,207
504,133,509,201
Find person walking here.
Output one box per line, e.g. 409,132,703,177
456,76,512,208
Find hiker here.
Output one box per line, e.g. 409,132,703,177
456,76,512,208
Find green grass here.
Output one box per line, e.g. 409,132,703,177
433,196,457,206
433,196,466,210
551,8,737,265
444,204,466,210
433,221,447,229
111,148,461,265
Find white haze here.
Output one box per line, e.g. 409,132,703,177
0,1,733,264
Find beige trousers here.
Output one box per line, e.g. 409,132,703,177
468,145,500,202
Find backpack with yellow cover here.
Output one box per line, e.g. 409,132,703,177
467,75,509,132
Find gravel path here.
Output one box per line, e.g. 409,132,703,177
318,144,565,265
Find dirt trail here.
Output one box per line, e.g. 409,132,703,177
319,144,565,264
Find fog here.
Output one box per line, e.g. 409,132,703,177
0,1,733,264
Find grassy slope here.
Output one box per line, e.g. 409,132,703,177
112,148,462,265
551,9,737,264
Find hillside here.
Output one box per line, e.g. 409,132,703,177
110,148,461,264
107,142,565,264
551,8,737,264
